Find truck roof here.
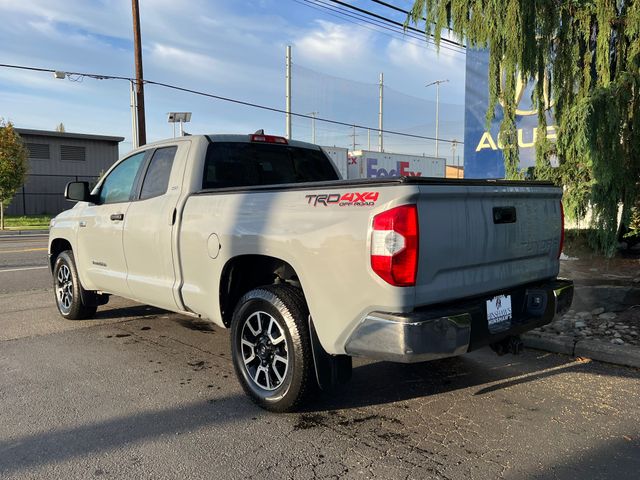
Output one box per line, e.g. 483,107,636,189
131,134,322,152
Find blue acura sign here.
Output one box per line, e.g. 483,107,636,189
463,49,556,178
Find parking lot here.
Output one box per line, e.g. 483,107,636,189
1,233,639,479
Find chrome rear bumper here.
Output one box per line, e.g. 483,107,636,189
345,278,574,363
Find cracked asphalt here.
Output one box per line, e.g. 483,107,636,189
1,235,639,479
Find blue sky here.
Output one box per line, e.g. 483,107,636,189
0,0,466,158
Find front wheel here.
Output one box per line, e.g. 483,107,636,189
53,250,97,320
230,285,315,412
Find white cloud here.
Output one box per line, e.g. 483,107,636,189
295,20,373,65
147,43,226,76
0,0,466,153
0,0,131,39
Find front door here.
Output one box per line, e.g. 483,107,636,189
76,151,147,296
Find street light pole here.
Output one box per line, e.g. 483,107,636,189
426,79,448,158
285,45,292,140
307,112,318,144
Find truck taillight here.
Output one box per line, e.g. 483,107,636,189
558,201,564,258
371,205,419,287
250,134,288,144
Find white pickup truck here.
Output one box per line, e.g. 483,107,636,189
49,133,573,411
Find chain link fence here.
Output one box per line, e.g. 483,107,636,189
5,174,100,216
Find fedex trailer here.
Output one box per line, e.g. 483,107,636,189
346,150,445,179
321,146,349,179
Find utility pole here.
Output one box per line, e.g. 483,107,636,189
451,139,458,176
350,125,359,151
285,45,292,140
426,79,448,158
131,0,146,146
378,72,384,152
307,111,318,144
129,80,138,148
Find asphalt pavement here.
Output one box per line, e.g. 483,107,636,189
0,234,639,479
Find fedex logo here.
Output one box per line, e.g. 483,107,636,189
366,158,423,178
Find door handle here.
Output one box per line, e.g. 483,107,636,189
110,213,124,221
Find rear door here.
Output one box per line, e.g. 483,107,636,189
413,183,563,306
123,143,187,310
76,151,148,295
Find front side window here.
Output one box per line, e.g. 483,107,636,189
202,142,338,189
98,152,146,204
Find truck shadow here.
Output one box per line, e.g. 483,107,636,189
93,304,166,320
303,350,640,412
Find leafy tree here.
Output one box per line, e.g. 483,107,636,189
56,122,65,133
0,119,29,229
408,0,640,255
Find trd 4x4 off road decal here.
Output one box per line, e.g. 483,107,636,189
305,192,379,207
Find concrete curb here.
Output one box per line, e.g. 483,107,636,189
523,332,640,369
574,339,640,370
0,229,48,237
521,333,575,356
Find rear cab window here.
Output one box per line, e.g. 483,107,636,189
202,142,338,189
140,146,177,200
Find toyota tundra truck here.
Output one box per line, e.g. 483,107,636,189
48,133,573,412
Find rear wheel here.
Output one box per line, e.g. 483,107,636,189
53,250,97,320
230,285,315,412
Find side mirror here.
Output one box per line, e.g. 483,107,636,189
64,181,92,202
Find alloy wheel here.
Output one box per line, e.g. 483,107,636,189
240,311,289,391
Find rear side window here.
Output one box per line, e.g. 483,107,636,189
140,146,177,200
98,152,146,204
202,142,338,189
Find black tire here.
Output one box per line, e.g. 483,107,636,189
230,284,315,412
53,250,97,320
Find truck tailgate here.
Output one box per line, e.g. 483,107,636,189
414,183,562,306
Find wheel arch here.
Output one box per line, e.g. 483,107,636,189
219,254,302,327
49,237,73,272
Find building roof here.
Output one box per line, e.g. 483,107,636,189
15,128,124,143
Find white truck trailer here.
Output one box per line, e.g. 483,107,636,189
347,150,445,179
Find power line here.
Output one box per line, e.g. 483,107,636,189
325,0,464,49
296,0,418,43
0,62,462,144
308,0,459,53
295,0,465,55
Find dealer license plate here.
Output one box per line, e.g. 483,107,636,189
486,294,513,326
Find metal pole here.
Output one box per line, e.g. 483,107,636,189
311,112,316,144
378,72,384,152
435,81,439,158
426,79,448,158
352,125,356,151
368,129,371,150
451,139,458,175
129,80,139,148
131,0,147,146
285,45,292,140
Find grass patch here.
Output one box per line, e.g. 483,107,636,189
2,215,51,230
